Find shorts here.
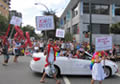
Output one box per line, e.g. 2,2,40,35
15,49,20,56
45,64,56,76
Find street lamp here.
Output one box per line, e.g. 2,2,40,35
89,0,92,53
34,2,50,43
34,2,49,12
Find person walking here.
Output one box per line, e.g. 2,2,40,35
91,51,106,84
13,39,21,62
40,38,60,84
2,37,10,66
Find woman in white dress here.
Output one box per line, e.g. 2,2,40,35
91,52,106,84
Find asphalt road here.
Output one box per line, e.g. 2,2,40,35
0,55,120,84
0,55,64,84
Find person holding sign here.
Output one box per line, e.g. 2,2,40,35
91,51,106,84
40,38,60,84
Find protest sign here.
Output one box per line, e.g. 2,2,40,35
36,16,54,31
56,29,65,38
95,36,112,51
10,16,22,26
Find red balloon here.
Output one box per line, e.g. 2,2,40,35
25,32,32,47
14,32,19,40
14,26,25,40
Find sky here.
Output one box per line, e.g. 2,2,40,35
10,0,70,28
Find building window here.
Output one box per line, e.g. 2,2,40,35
72,24,79,34
72,4,79,18
115,5,120,16
87,24,109,34
83,3,109,15
64,16,66,24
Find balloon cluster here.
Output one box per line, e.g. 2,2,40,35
24,32,32,47
14,26,32,48
14,26,25,41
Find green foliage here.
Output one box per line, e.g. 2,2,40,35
65,32,73,42
0,14,9,35
110,22,120,34
22,25,40,39
42,10,59,39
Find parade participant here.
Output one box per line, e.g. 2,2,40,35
91,51,106,84
39,40,44,52
13,39,21,62
2,37,10,65
72,50,80,59
40,38,60,84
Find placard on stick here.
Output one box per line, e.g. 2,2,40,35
95,36,112,51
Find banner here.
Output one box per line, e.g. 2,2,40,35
10,16,22,26
95,36,112,51
36,16,54,31
56,29,65,38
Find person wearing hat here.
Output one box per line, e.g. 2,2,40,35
40,38,61,84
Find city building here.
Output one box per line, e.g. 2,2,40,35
60,0,120,43
9,10,22,18
0,0,11,18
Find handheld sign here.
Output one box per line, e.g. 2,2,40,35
95,36,112,51
56,29,65,38
36,16,54,31
10,16,22,26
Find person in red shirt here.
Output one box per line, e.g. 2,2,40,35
40,39,60,84
73,50,80,59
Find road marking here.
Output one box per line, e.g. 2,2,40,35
116,73,120,77
63,76,71,84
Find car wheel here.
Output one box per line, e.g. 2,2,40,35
104,66,111,78
47,66,60,78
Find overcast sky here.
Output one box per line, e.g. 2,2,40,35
10,0,70,28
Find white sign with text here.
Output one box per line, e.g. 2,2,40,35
95,36,112,51
10,16,22,26
56,29,65,38
36,16,54,31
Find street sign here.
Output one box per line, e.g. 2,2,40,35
56,29,65,38
95,36,112,51
36,16,54,31
10,16,22,26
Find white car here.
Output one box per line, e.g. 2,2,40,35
30,52,118,78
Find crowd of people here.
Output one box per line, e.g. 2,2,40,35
0,38,120,84
0,38,120,62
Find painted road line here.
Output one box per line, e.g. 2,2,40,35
116,73,120,77
63,76,71,84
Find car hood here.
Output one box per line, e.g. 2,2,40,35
32,52,45,57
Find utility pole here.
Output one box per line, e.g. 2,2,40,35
89,0,92,52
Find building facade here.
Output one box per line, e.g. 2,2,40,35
60,0,120,43
9,10,22,18
0,0,10,18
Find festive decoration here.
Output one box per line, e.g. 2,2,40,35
90,51,108,70
55,52,60,57
90,52,101,70
14,26,25,40
24,32,32,47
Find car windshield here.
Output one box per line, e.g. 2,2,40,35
84,51,92,60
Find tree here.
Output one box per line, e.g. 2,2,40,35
42,10,60,39
110,22,120,34
65,32,73,42
22,25,40,39
0,15,9,36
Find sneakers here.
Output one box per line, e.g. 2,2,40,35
2,63,8,66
